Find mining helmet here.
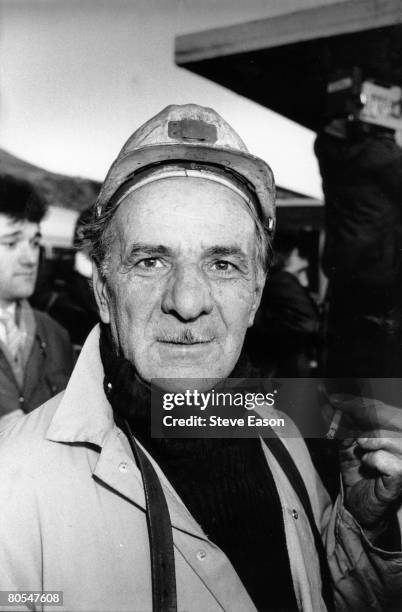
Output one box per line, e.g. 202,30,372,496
96,103,276,232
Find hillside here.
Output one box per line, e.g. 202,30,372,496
0,149,101,212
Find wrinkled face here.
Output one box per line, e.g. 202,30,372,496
93,176,265,385
0,214,41,307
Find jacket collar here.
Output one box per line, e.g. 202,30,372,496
45,324,209,541
46,324,113,447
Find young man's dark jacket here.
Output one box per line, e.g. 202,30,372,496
0,300,75,427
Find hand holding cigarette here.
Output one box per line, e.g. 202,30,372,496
329,394,402,530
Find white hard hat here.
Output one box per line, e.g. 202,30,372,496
96,104,275,231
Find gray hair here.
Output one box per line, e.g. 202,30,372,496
81,205,116,278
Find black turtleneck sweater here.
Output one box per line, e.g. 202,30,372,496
100,325,298,612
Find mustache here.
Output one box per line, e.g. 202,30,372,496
157,329,215,344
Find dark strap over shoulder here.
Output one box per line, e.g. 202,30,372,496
119,417,177,612
264,431,334,611
117,413,333,612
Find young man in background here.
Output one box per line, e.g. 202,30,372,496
0,175,74,430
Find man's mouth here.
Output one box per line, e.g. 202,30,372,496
157,329,215,345
159,339,213,345
14,274,35,281
15,270,36,277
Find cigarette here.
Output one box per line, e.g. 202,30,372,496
326,409,342,440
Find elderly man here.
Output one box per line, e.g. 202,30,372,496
0,176,74,431
0,105,401,612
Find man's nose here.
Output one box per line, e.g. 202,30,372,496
162,266,213,321
19,243,38,266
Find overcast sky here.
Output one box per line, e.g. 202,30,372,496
0,0,334,198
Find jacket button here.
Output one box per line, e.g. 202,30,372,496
18,396,24,405
196,549,207,561
292,509,299,520
119,462,129,473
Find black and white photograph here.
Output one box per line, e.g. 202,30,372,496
0,1,401,611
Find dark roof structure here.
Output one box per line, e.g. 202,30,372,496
176,0,402,131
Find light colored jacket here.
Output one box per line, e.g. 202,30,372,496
0,326,400,612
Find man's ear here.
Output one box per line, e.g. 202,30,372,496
92,263,111,324
247,268,267,328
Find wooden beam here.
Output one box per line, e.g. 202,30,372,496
176,0,402,65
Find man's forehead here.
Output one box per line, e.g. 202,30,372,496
116,213,256,262
0,215,40,238
114,176,256,243
0,215,23,236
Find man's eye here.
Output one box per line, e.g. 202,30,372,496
32,238,41,248
211,260,237,272
136,258,163,269
4,241,17,249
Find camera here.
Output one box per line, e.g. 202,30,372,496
326,67,402,132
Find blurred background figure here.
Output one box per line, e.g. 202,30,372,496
31,208,99,354
0,176,75,431
246,231,321,378
315,67,402,379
